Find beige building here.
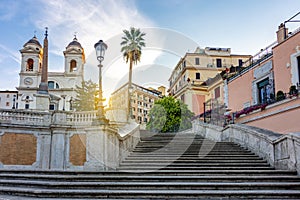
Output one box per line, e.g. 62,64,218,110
109,83,165,126
168,47,251,115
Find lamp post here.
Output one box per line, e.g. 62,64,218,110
93,39,109,125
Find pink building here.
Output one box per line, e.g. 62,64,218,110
226,23,300,134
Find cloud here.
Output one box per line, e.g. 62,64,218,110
30,0,154,59
0,44,21,65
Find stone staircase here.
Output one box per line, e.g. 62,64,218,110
0,130,300,199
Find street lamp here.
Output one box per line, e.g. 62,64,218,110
93,39,109,125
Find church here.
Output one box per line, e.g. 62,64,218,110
16,29,85,111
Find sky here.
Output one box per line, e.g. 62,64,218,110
0,0,299,100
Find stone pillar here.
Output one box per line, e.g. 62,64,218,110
50,129,66,169
37,131,52,169
34,93,50,111
84,126,107,171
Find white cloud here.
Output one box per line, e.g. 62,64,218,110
31,0,154,60
0,44,21,65
25,0,163,99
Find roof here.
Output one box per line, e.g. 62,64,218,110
24,36,42,48
66,37,82,49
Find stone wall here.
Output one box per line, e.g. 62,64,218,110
0,133,37,165
0,110,140,171
193,120,300,174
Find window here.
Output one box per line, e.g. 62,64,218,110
6,94,9,98
48,81,54,89
216,59,222,68
215,87,220,99
181,94,185,102
257,78,269,104
48,81,59,89
6,102,9,107
196,72,200,80
49,104,55,110
195,57,200,65
70,60,77,72
137,116,142,123
26,58,34,71
238,59,243,67
25,104,29,109
182,61,186,68
144,118,148,123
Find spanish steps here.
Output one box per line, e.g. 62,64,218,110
0,130,299,199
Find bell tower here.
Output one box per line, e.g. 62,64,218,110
19,34,43,89
63,35,85,79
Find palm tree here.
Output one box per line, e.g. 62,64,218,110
120,27,146,121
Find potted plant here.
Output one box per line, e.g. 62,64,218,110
276,90,285,101
288,85,298,98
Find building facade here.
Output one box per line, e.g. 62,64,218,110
0,91,18,109
168,47,251,115
226,24,300,134
109,83,165,127
16,35,85,111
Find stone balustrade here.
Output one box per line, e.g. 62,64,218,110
193,120,300,174
0,109,97,126
0,109,140,171
0,109,51,126
66,111,97,125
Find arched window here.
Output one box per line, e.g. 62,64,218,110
70,60,77,72
26,58,34,71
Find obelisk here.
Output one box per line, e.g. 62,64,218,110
35,27,50,110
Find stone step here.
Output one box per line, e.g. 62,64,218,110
1,187,300,199
128,153,257,157
120,162,270,166
125,156,263,160
1,180,300,190
134,146,243,150
123,157,266,163
2,174,299,182
118,167,275,171
116,169,293,175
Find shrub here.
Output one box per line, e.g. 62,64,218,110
289,85,298,95
276,90,285,101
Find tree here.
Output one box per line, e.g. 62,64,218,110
146,96,194,133
73,80,98,111
120,27,146,119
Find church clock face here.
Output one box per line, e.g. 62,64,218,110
24,77,33,85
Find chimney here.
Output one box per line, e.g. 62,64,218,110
276,23,288,43
38,27,49,94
